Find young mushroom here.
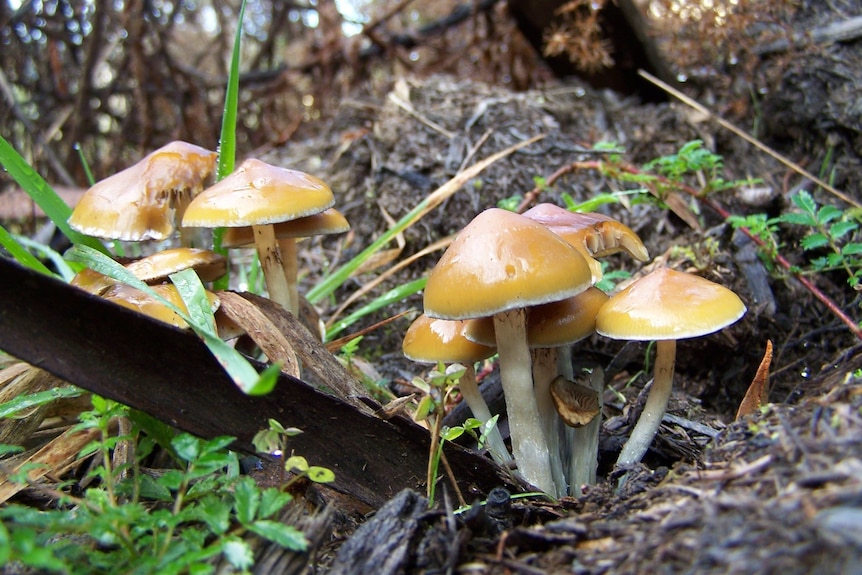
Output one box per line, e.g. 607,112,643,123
182,158,334,315
423,208,592,496
402,314,512,466
68,141,217,245
595,267,746,466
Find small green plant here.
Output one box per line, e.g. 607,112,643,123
252,418,336,485
729,190,862,287
0,397,307,573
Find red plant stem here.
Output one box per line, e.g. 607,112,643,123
520,159,862,342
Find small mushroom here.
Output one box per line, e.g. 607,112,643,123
102,283,219,329
424,208,592,496
402,314,512,466
595,267,746,466
183,158,334,315
68,141,217,244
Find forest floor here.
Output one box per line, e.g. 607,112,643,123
257,71,862,573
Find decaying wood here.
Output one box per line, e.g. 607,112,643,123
0,257,522,508
327,489,431,575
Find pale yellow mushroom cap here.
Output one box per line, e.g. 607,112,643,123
182,158,334,228
424,208,593,320
595,267,746,340
402,314,496,364
102,283,219,329
69,141,217,241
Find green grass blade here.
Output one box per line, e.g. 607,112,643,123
325,276,426,341
0,226,55,277
211,0,248,291
0,387,83,419
12,234,76,281
0,135,107,254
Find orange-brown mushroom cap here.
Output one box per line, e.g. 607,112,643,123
595,267,746,341
403,314,496,364
69,141,217,241
424,208,593,320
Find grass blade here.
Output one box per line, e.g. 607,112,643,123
325,277,426,340
0,135,107,254
0,226,55,277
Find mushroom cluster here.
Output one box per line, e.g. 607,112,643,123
407,203,746,498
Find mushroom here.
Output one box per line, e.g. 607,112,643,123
102,282,219,329
182,158,334,315
522,203,649,283
402,314,512,466
595,267,746,466
424,208,592,495
466,286,609,494
220,207,349,314
68,141,217,244
70,247,226,296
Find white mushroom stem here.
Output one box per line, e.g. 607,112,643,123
493,309,556,495
253,224,293,313
616,339,676,466
532,347,567,498
278,237,300,317
566,363,603,495
456,363,513,467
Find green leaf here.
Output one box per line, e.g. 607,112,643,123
233,476,260,525
818,204,843,224
194,494,233,535
779,212,818,227
259,488,293,520
830,220,858,240
842,243,862,255
0,135,107,253
441,426,465,442
801,233,829,251
248,520,307,551
790,190,817,214
137,473,173,501
222,539,255,570
306,466,335,484
284,455,309,473
173,433,202,462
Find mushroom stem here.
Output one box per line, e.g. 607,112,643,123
493,309,556,495
456,363,513,466
532,347,567,497
566,362,603,495
278,237,300,316
616,339,676,466
253,224,293,313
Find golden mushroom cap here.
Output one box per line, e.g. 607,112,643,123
182,158,334,228
424,208,593,320
124,248,226,283
595,267,746,341
221,208,350,248
68,141,217,241
402,314,496,364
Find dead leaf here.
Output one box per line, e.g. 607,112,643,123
735,339,773,421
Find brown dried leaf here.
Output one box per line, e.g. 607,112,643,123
735,339,773,421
